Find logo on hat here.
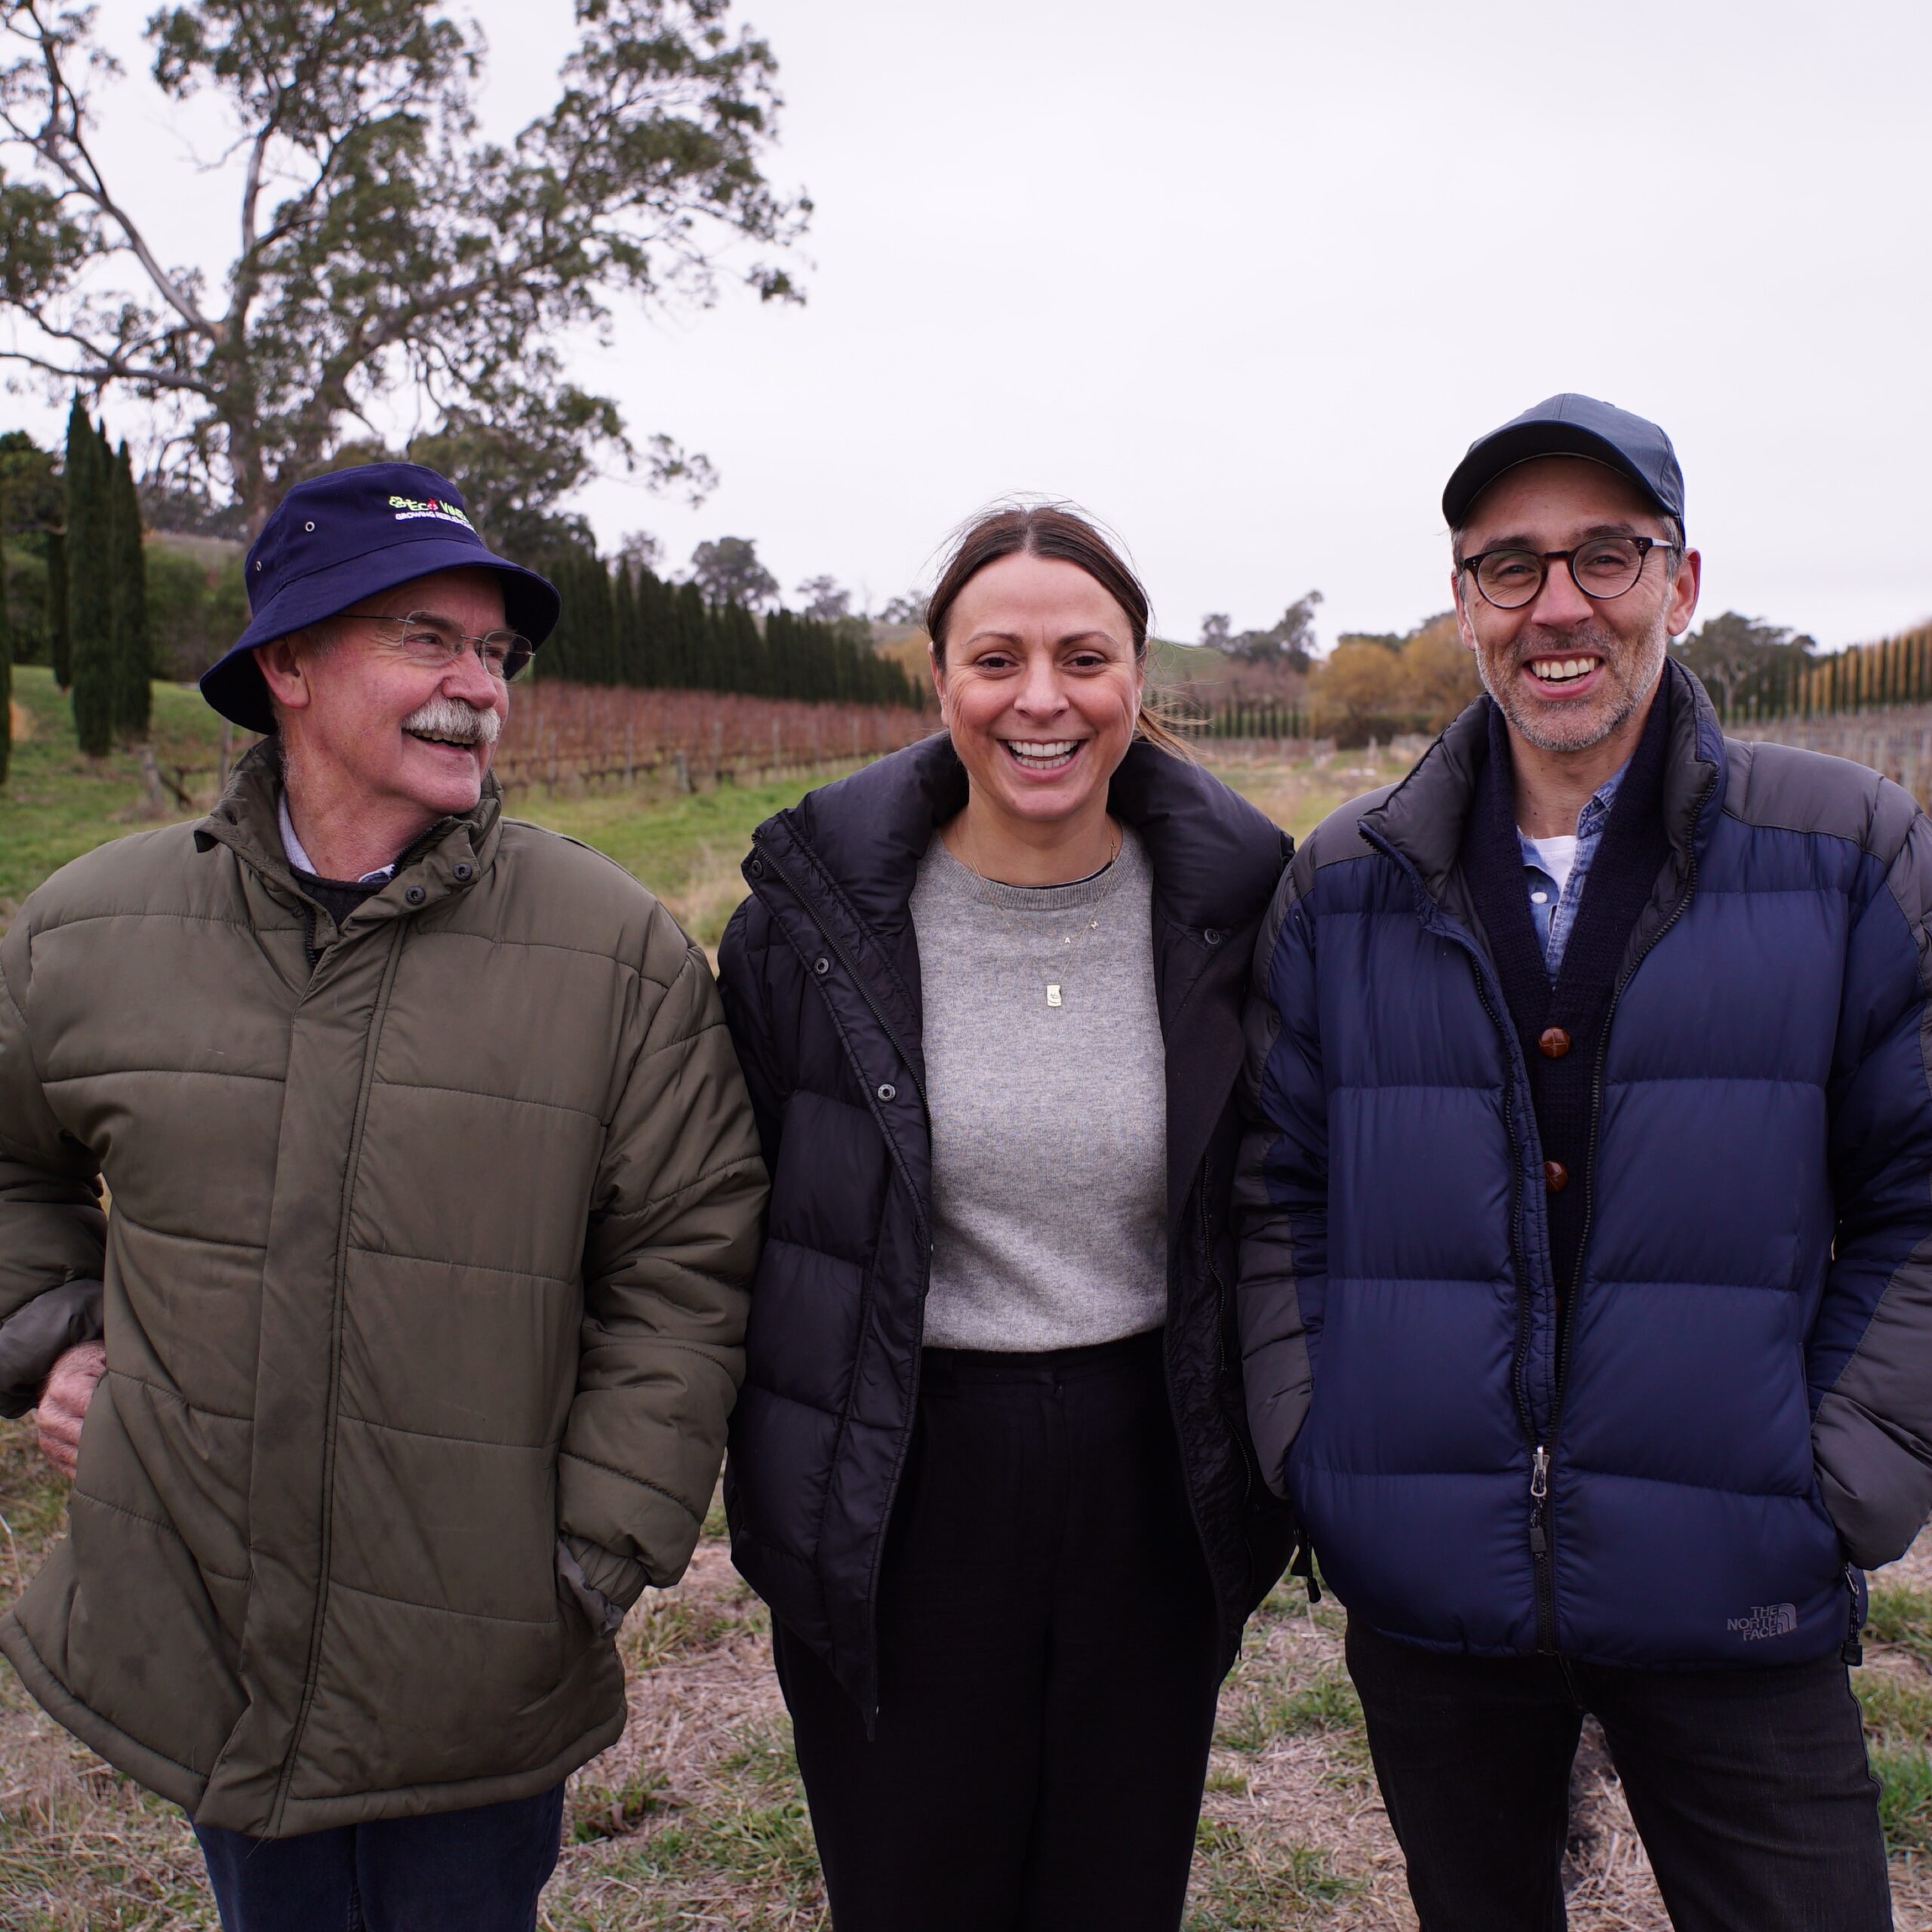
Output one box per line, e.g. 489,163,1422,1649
387,493,476,530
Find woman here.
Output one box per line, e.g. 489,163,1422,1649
716,506,1293,1930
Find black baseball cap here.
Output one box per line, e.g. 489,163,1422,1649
200,461,561,733
1441,393,1684,530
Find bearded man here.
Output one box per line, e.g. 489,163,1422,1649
1237,396,1930,1929
0,463,765,1930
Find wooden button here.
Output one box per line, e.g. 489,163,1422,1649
1538,1026,1571,1059
1543,1160,1569,1193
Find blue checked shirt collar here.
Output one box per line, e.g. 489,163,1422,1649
1518,761,1628,975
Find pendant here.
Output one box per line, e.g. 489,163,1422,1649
1045,983,1063,1008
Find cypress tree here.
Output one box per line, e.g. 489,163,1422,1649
45,528,69,690
0,522,11,786
611,564,638,685
635,568,671,687
583,557,616,685
45,529,70,695
764,608,795,699
672,582,709,688
66,405,113,755
109,439,150,740
718,601,763,694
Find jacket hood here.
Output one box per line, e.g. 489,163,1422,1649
755,731,1289,937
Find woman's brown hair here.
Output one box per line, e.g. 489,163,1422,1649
924,505,1194,760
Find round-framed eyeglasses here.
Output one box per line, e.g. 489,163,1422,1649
1458,535,1681,612
337,610,534,681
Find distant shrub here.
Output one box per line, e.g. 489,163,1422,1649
1309,612,1478,748
145,540,248,681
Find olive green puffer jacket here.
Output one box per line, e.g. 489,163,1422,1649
0,746,765,1836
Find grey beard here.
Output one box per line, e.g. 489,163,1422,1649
402,695,502,746
1478,618,1668,754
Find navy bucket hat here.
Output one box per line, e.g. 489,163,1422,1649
199,461,561,734
1442,393,1684,531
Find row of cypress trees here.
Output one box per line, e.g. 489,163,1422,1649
537,548,919,707
0,524,11,784
63,398,149,755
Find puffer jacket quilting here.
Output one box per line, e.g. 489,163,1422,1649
1236,663,1932,1669
0,744,766,1835
716,734,1297,1716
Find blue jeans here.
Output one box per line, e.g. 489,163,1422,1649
193,1785,565,1932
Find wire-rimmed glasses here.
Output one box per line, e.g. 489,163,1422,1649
337,610,534,681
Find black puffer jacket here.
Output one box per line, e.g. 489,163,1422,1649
717,734,1295,1715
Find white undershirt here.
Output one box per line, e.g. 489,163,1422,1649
278,792,396,885
1521,831,1579,900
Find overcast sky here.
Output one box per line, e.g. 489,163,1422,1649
14,0,1931,650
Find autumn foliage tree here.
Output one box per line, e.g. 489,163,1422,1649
1309,613,1478,746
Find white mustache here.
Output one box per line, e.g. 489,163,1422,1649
402,696,501,746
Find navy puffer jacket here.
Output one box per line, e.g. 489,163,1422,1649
718,734,1295,1715
1237,663,1932,1668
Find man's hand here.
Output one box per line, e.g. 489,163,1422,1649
36,1340,106,1478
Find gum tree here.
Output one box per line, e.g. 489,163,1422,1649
0,0,807,535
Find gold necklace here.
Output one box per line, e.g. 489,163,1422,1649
949,820,1124,1009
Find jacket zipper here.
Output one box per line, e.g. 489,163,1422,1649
1469,956,1555,1646
270,921,409,1830
750,833,927,1112
746,830,930,1723
1361,824,1553,1639
1524,761,1718,1654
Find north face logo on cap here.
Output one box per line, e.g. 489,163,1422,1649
1726,1603,1798,1641
387,493,475,530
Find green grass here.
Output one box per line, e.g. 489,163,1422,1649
1186,1820,1358,1925
0,666,225,921
571,1773,667,1844
565,1721,818,1916
0,664,857,951
512,770,856,952
1855,1669,1932,1854
1872,1743,1932,1854
1868,1583,1932,1670
1217,1666,1366,1755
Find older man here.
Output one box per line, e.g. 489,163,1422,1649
1238,396,1931,1928
0,463,765,1930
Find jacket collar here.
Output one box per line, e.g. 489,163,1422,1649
1361,657,1724,908
748,731,1291,1233
192,739,504,917
755,730,1287,940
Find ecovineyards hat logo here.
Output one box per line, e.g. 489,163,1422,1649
1726,1602,1798,1641
387,493,476,530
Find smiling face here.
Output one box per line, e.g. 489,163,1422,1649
933,550,1144,866
1453,456,1700,755
257,567,510,851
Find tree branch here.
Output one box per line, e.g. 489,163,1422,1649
8,2,213,336
0,342,214,395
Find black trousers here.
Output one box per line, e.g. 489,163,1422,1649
773,1328,1223,1932
1346,1617,1891,1932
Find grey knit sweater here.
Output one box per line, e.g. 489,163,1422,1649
909,827,1168,1352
